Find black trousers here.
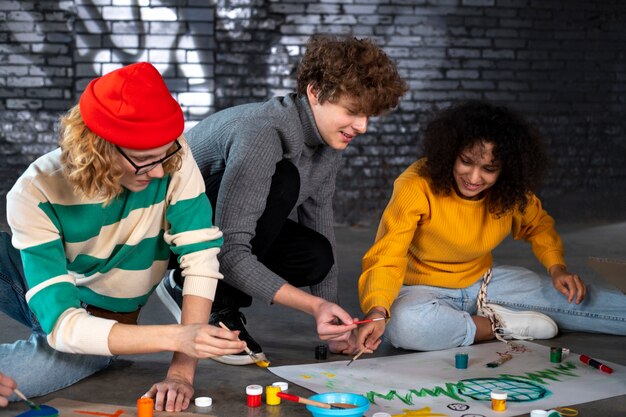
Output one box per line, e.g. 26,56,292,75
173,159,334,312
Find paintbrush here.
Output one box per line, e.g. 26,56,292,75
218,322,271,368
14,388,40,410
276,392,357,409
346,345,368,366
486,353,513,368
352,317,385,325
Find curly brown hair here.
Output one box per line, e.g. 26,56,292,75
59,105,183,204
296,34,407,116
420,101,549,216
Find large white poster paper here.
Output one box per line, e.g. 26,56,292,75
269,341,626,417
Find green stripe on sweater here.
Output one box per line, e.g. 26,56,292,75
21,239,68,287
167,194,223,258
38,179,169,243
68,231,170,275
28,282,81,333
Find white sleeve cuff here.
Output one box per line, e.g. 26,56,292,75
47,308,116,356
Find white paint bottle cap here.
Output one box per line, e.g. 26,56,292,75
194,397,212,407
272,381,288,391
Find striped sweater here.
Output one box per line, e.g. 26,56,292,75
359,158,566,315
7,142,223,355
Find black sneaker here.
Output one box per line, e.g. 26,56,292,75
155,270,183,323
208,307,266,366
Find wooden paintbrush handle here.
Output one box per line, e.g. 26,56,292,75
277,392,331,409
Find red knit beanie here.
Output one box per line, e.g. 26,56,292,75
79,62,184,150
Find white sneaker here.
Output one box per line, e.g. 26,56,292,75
485,303,558,340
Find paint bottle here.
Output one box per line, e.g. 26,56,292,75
265,385,281,405
272,381,288,392
372,413,393,417
490,390,507,412
315,344,328,360
137,397,154,417
550,347,562,363
246,384,263,407
194,397,212,407
455,352,469,369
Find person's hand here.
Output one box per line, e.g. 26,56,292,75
312,301,357,342
328,330,358,355
0,372,17,407
144,376,193,412
550,265,586,304
175,324,246,358
355,308,386,353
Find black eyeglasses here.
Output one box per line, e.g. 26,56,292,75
116,140,182,175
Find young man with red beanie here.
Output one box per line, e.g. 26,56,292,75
0,62,245,412
157,34,408,364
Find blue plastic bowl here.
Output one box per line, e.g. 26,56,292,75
305,392,370,417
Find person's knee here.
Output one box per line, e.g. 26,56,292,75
387,299,458,351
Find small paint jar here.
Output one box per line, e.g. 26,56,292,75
265,385,281,405
315,343,328,360
490,390,507,412
550,347,562,363
194,397,212,407
373,413,393,417
272,381,288,392
455,352,468,369
246,384,263,407
137,397,154,417
530,411,549,417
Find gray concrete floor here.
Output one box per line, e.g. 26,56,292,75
1,220,626,417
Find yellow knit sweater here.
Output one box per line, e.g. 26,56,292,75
359,159,565,315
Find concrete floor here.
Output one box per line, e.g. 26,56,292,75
1,220,625,417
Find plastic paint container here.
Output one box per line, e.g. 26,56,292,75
550,347,563,363
490,390,507,412
194,397,212,407
246,384,263,407
272,381,289,391
372,413,393,417
265,385,281,405
137,397,154,417
305,392,369,417
455,352,469,369
315,344,328,360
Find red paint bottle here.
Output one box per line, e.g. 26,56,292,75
246,384,263,407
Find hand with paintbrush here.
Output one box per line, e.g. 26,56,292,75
352,307,388,357
0,372,17,407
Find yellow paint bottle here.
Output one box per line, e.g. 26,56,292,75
491,390,507,412
265,385,281,405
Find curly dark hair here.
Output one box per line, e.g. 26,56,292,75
296,34,408,116
420,101,549,216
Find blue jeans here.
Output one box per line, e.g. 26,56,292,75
0,232,113,400
386,265,626,351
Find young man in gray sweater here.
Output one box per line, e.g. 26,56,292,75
158,34,407,365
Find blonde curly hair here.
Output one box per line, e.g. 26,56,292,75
59,105,183,204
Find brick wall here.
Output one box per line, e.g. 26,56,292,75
1,0,625,227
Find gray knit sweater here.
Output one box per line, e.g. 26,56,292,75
186,93,342,305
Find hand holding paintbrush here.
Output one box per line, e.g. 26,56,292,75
0,372,18,408
217,322,271,368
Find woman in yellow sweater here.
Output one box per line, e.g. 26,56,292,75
357,101,626,352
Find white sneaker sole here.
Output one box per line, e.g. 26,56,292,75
210,352,268,366
155,281,182,324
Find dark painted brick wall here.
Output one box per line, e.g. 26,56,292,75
1,0,625,226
